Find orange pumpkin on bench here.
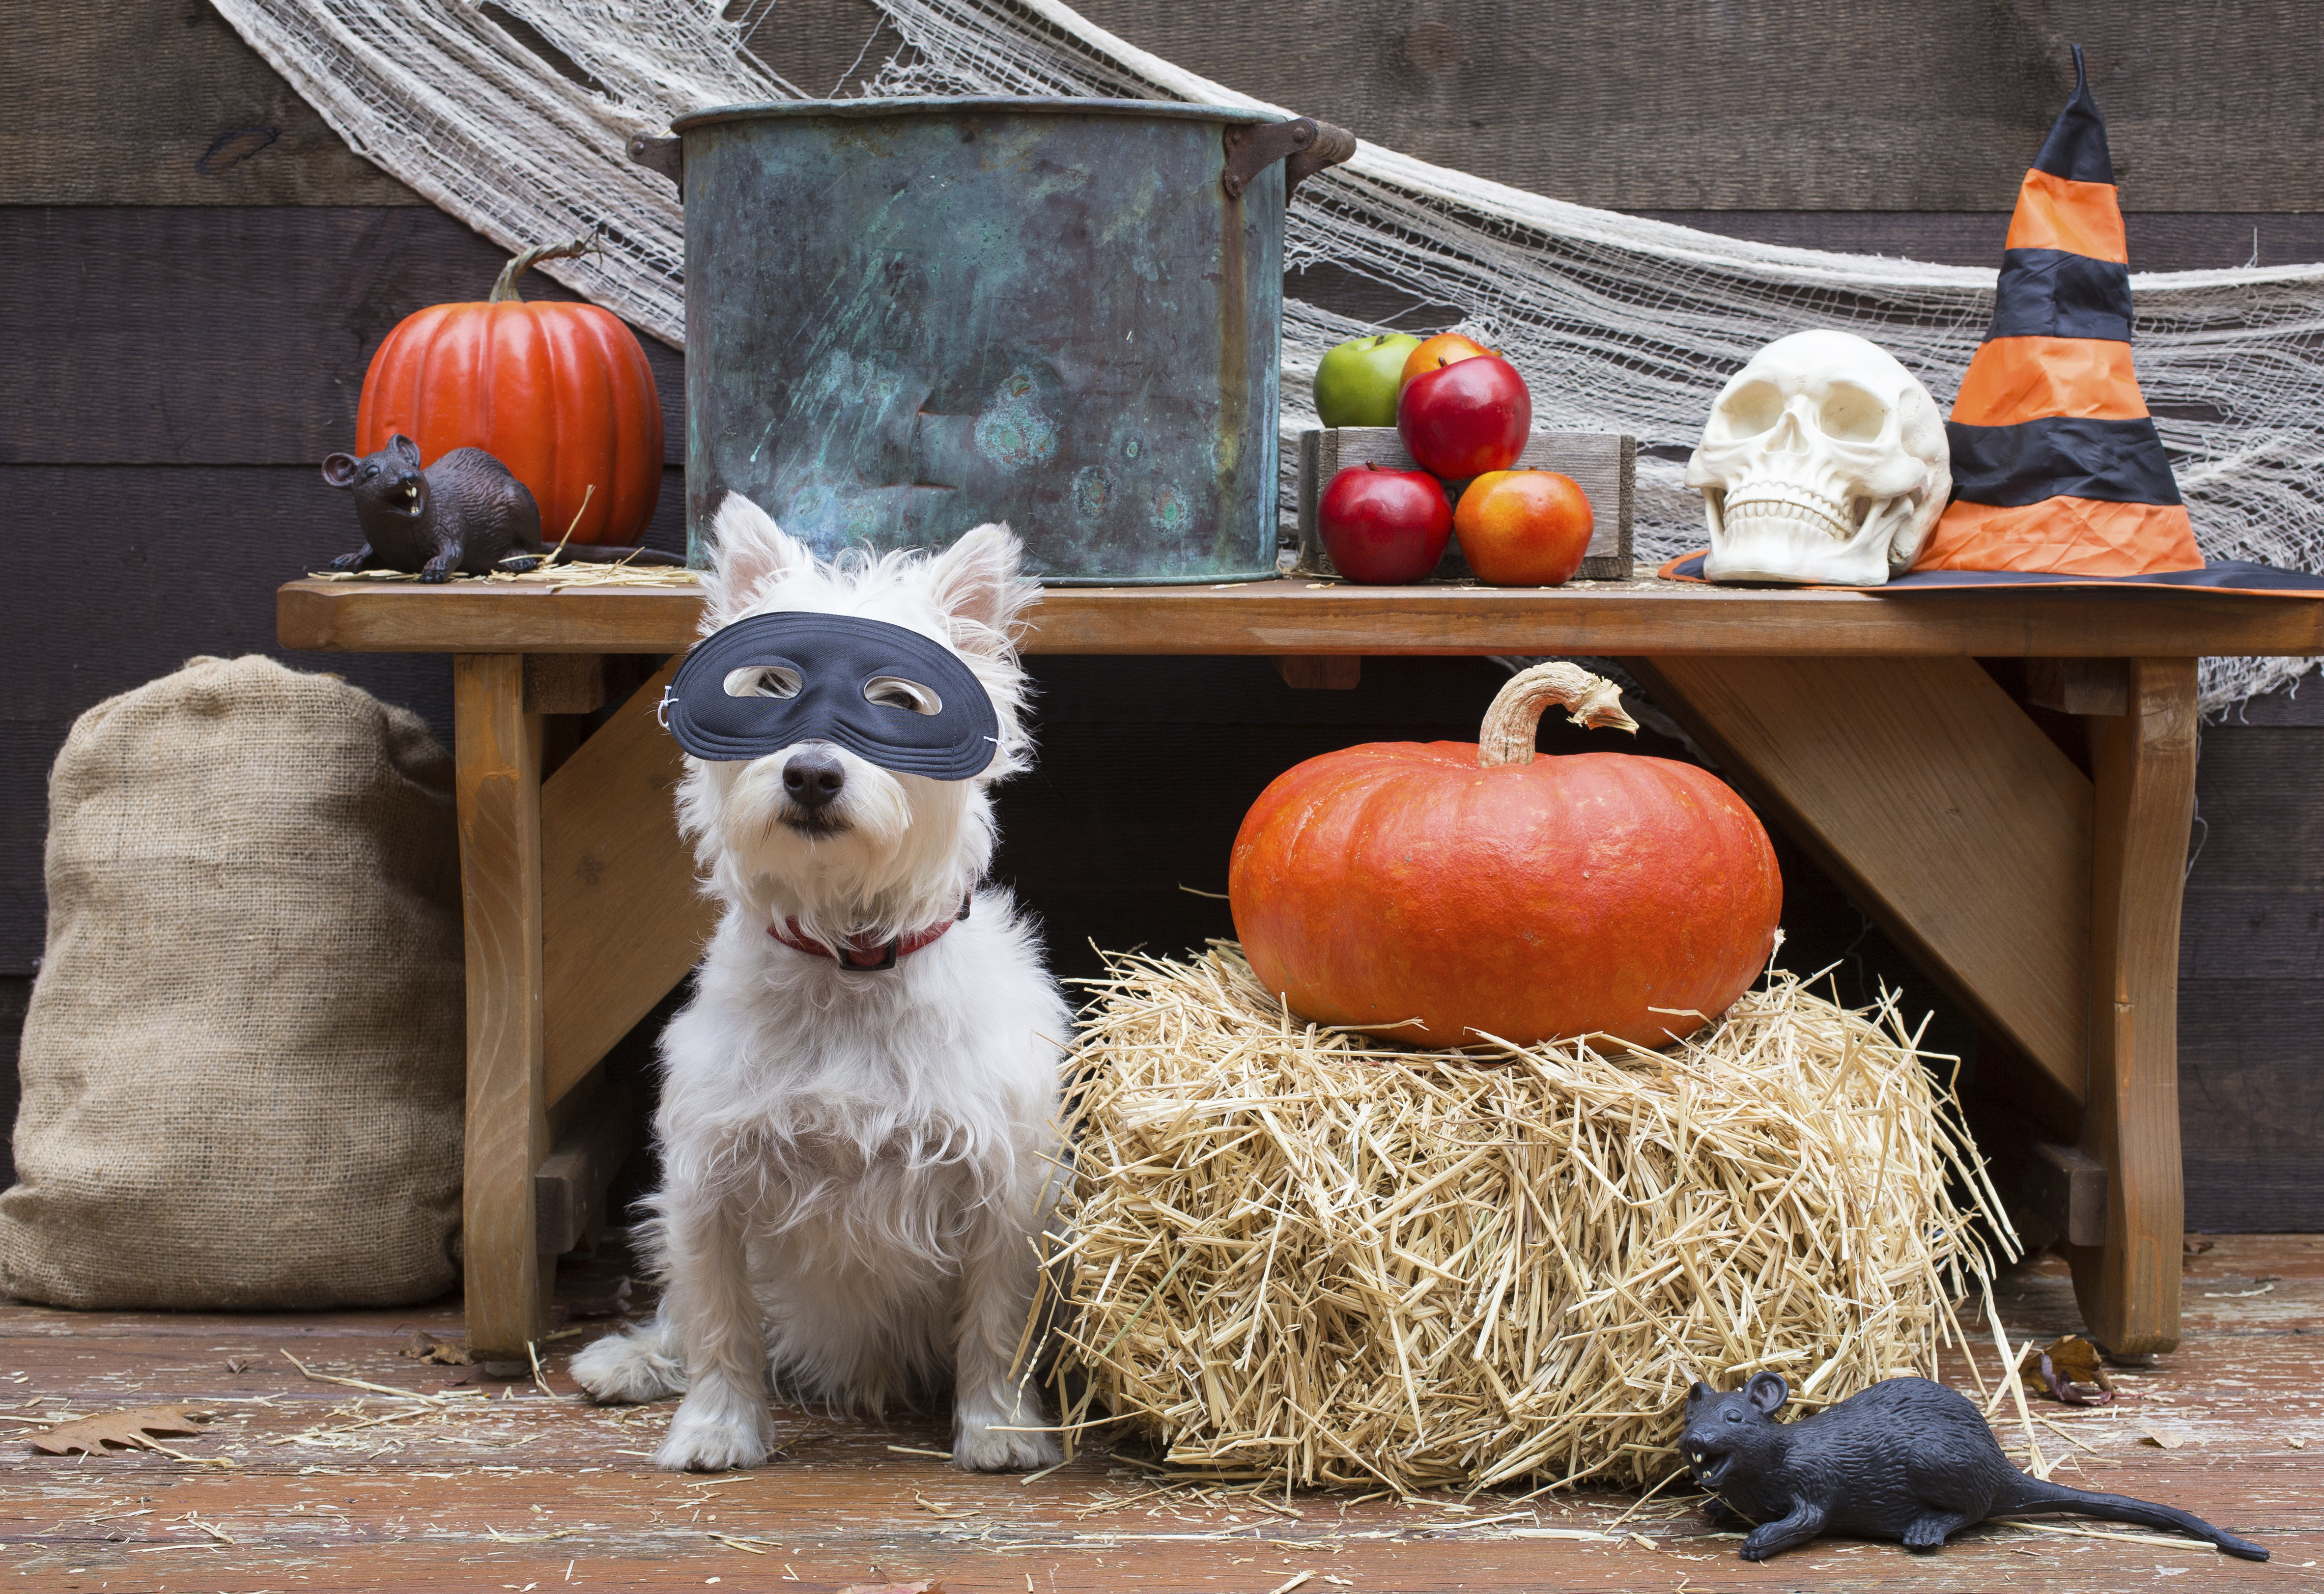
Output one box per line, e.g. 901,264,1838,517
355,237,664,548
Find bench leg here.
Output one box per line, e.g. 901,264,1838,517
541,653,712,1109
454,653,553,1358
2071,657,2196,1355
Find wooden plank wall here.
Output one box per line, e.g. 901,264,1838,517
2180,688,2324,1230
3,0,2320,1228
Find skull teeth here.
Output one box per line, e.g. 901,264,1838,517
1723,485,1857,542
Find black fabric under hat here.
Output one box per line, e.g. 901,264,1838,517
1659,550,2324,595
661,613,1000,779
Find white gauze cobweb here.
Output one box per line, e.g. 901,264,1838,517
213,0,2324,708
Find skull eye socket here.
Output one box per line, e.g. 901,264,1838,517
1818,383,1889,443
1718,380,1784,438
865,675,942,716
724,666,802,699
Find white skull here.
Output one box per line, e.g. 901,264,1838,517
1685,329,1952,584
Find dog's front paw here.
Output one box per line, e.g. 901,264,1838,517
950,1419,1062,1474
571,1326,684,1404
654,1387,778,1473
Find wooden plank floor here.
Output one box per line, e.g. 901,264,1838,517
4,1237,2318,1593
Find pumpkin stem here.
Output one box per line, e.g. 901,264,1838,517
488,234,599,303
1477,662,1638,768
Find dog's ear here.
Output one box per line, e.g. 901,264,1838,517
927,522,1036,656
702,493,814,629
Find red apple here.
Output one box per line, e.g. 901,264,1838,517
1317,463,1452,584
1455,469,1594,586
1396,355,1531,478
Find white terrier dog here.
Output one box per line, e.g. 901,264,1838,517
571,495,1070,1474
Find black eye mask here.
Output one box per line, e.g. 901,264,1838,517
660,613,1000,780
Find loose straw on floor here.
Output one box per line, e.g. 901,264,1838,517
1034,943,2012,1496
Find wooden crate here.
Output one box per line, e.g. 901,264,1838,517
1294,428,1635,581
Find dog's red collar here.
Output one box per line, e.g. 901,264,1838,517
768,897,970,973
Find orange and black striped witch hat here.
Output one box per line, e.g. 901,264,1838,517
1913,47,2202,576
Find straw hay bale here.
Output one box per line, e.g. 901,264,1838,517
1036,944,2009,1495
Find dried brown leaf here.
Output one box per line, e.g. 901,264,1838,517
29,1405,211,1456
2016,1335,2115,1406
398,1330,474,1367
2044,1336,2107,1386
2138,1430,2188,1450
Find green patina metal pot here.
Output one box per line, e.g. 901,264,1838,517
632,98,1354,582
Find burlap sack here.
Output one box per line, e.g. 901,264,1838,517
1,656,464,1309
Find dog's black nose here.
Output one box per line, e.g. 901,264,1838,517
783,746,846,810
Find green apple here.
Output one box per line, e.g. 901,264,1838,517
1312,333,1422,429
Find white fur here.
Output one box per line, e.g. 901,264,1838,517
571,497,1070,1474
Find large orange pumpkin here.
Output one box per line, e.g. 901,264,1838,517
356,237,663,546
1229,663,1781,1049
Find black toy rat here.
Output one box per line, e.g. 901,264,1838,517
1682,1372,2267,1562
322,434,682,581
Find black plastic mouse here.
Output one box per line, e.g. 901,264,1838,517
321,434,683,581
1682,1372,2267,1562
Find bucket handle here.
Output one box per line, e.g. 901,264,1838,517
629,133,683,196
1221,117,1357,202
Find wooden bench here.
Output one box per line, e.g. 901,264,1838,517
278,573,2324,1361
